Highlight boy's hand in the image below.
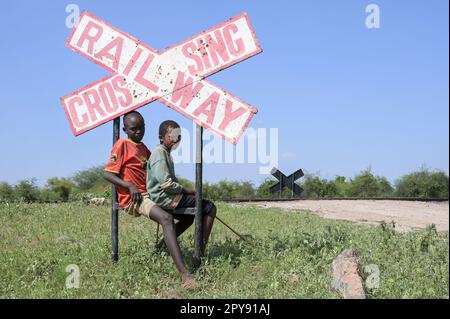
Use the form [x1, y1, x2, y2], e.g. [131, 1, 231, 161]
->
[104, 172, 143, 204]
[128, 184, 143, 204]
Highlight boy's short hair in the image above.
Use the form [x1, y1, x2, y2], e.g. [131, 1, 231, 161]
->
[123, 111, 143, 126]
[159, 120, 180, 137]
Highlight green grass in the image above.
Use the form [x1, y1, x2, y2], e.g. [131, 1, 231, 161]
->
[0, 201, 448, 299]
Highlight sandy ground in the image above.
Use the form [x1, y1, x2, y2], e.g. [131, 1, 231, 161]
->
[244, 200, 449, 232]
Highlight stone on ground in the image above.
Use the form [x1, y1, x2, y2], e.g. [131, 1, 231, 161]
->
[331, 249, 367, 299]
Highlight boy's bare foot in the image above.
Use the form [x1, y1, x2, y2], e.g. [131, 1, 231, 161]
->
[181, 273, 198, 290]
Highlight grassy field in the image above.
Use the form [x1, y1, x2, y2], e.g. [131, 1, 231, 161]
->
[0, 201, 448, 299]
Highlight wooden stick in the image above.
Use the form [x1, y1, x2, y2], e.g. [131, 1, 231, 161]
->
[215, 215, 249, 242]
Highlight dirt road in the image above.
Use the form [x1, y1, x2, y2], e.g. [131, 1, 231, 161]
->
[245, 200, 449, 232]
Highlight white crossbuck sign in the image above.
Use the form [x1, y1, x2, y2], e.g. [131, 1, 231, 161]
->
[61, 12, 262, 144]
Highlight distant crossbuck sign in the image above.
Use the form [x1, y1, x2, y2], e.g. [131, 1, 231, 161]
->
[61, 12, 262, 144]
[270, 167, 304, 195]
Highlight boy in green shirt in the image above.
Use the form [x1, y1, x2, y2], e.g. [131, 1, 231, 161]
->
[147, 120, 217, 255]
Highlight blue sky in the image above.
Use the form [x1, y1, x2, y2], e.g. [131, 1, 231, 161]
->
[0, 0, 448, 186]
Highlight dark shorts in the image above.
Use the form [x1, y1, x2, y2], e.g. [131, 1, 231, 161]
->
[175, 194, 215, 215]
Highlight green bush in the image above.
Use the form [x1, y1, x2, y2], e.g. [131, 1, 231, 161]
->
[300, 175, 338, 199]
[256, 178, 276, 199]
[3, 166, 448, 203]
[15, 179, 40, 203]
[238, 181, 256, 199]
[395, 169, 449, 198]
[203, 180, 256, 200]
[39, 188, 61, 203]
[45, 177, 74, 202]
[346, 169, 394, 198]
[333, 176, 349, 197]
[0, 182, 16, 202]
[72, 166, 106, 190]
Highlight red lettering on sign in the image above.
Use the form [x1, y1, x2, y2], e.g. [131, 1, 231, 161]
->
[123, 47, 143, 76]
[83, 89, 106, 122]
[182, 42, 203, 76]
[223, 23, 245, 56]
[182, 25, 246, 76]
[94, 36, 124, 71]
[171, 71, 204, 109]
[134, 53, 159, 93]
[76, 21, 103, 55]
[67, 96, 88, 128]
[206, 30, 230, 67]
[111, 76, 132, 108]
[196, 38, 212, 70]
[219, 99, 246, 131]
[193, 92, 219, 124]
[98, 82, 119, 113]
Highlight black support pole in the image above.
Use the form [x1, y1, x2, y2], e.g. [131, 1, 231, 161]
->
[291, 177, 294, 198]
[111, 117, 120, 262]
[193, 124, 203, 267]
[279, 174, 283, 198]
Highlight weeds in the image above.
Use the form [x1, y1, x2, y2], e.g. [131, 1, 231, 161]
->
[0, 202, 448, 298]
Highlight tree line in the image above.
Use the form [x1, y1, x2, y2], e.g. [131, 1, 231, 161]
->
[0, 166, 448, 203]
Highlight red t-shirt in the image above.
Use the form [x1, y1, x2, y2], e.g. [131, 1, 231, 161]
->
[104, 138, 151, 208]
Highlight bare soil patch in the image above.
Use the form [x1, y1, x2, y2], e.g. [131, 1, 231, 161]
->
[245, 200, 449, 232]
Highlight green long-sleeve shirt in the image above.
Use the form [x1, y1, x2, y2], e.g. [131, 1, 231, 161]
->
[146, 144, 183, 210]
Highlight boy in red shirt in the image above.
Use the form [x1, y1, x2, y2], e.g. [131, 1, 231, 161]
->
[103, 111, 197, 289]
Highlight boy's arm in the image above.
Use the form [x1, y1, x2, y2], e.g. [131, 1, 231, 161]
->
[103, 171, 142, 204]
[104, 140, 143, 204]
[151, 159, 191, 195]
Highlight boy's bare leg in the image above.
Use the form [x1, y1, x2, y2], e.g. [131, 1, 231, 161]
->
[155, 215, 194, 250]
[148, 206, 194, 284]
[155, 204, 216, 255]
[175, 215, 195, 237]
[202, 204, 216, 249]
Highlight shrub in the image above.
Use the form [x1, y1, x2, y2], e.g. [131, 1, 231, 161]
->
[395, 169, 449, 198]
[45, 177, 74, 202]
[72, 166, 106, 190]
[39, 188, 61, 203]
[15, 179, 40, 203]
[346, 169, 394, 198]
[333, 176, 349, 197]
[203, 180, 256, 200]
[238, 181, 256, 199]
[256, 178, 277, 199]
[0, 182, 16, 202]
[300, 175, 338, 199]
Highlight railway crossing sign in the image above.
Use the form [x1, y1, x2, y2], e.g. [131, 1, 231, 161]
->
[61, 12, 262, 144]
[270, 167, 304, 196]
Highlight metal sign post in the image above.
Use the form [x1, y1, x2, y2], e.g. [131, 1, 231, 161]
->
[193, 125, 203, 266]
[111, 117, 120, 262]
